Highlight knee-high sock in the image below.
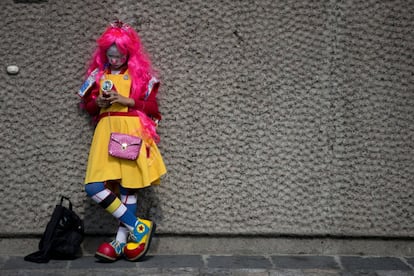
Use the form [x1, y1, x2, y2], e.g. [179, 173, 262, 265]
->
[119, 185, 137, 216]
[116, 186, 137, 243]
[85, 182, 137, 230]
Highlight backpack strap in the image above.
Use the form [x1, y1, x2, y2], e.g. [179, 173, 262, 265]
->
[60, 196, 73, 210]
[24, 200, 65, 263]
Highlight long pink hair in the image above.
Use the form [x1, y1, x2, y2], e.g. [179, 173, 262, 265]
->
[86, 21, 153, 99]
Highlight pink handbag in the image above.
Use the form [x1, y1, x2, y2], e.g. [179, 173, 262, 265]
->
[108, 132, 142, 160]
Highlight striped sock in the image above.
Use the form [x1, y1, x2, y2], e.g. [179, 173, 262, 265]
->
[85, 182, 137, 230]
[116, 188, 138, 243]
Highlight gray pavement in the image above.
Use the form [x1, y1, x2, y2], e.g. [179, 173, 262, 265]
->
[1, 254, 414, 275]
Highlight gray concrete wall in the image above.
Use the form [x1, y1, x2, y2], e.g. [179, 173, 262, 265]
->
[0, 0, 413, 238]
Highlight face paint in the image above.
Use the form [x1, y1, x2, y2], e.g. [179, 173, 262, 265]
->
[106, 44, 128, 69]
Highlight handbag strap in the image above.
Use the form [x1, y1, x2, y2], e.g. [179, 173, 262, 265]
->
[107, 111, 140, 137]
[108, 111, 112, 133]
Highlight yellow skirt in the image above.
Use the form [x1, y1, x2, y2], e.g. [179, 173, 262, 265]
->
[84, 115, 167, 189]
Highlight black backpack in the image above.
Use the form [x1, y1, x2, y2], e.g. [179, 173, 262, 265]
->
[24, 196, 84, 263]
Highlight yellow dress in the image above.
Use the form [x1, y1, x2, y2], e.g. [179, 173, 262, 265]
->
[84, 70, 167, 189]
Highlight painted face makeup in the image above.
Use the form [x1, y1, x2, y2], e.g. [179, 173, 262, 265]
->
[106, 44, 128, 69]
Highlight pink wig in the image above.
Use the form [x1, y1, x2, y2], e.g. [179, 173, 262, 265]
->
[87, 21, 154, 99]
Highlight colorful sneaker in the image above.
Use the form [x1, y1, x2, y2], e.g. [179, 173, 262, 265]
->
[123, 218, 156, 261]
[95, 240, 126, 262]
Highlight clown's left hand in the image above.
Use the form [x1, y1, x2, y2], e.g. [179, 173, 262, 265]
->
[106, 91, 135, 107]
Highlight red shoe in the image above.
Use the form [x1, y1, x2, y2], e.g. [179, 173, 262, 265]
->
[95, 240, 126, 262]
[123, 218, 156, 261]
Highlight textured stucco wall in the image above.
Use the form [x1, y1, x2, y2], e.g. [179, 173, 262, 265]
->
[0, 0, 413, 238]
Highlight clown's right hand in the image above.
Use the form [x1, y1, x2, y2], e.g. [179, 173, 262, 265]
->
[96, 94, 111, 108]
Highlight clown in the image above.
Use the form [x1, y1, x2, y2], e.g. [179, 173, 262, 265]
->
[79, 20, 166, 262]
